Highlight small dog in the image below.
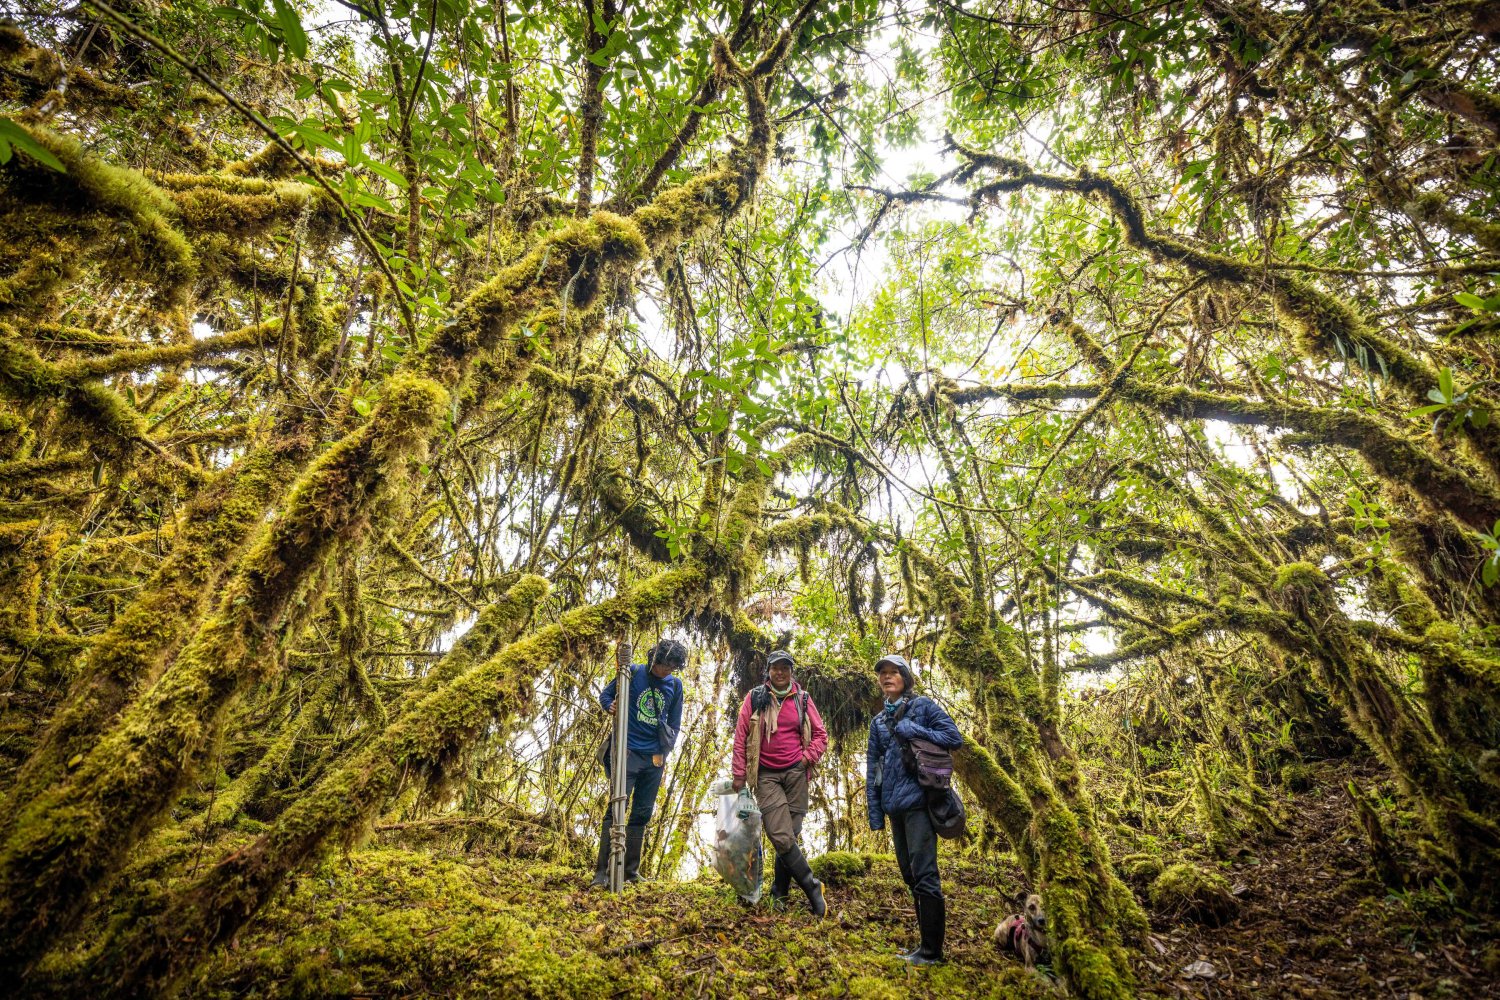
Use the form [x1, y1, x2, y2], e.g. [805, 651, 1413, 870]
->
[995, 891, 1049, 967]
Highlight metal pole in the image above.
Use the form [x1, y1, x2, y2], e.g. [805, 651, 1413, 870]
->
[607, 639, 632, 893]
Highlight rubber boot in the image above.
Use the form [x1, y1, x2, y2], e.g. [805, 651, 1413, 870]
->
[900, 894, 924, 958]
[782, 845, 826, 918]
[623, 824, 647, 883]
[589, 819, 610, 889]
[904, 892, 945, 965]
[769, 851, 792, 908]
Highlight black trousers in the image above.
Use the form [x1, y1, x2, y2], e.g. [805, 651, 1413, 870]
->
[889, 806, 942, 897]
[603, 749, 666, 826]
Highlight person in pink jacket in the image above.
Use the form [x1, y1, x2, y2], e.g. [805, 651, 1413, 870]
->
[731, 649, 830, 915]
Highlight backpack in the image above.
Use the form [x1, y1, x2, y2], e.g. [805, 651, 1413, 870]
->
[745, 684, 811, 786]
[750, 685, 809, 731]
[883, 701, 967, 840]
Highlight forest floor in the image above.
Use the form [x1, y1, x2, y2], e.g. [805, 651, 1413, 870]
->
[185, 759, 1500, 999]
[1130, 759, 1500, 1000]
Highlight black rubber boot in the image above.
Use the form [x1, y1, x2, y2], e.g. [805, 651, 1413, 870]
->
[905, 892, 945, 965]
[901, 894, 924, 958]
[782, 845, 826, 918]
[769, 851, 791, 908]
[623, 824, 647, 883]
[589, 819, 610, 889]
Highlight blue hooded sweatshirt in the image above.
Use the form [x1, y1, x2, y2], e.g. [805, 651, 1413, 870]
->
[865, 695, 962, 829]
[599, 663, 683, 756]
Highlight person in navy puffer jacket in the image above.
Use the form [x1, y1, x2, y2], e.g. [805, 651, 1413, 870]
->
[866, 653, 962, 965]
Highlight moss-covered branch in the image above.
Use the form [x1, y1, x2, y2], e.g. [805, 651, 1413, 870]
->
[104, 565, 705, 996]
[55, 321, 280, 380]
[948, 377, 1500, 532]
[0, 37, 788, 970]
[0, 375, 448, 972]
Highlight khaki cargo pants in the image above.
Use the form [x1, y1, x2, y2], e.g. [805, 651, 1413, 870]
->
[756, 764, 808, 854]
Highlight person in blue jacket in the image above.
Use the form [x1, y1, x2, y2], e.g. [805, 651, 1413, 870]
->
[866, 653, 962, 965]
[590, 639, 687, 887]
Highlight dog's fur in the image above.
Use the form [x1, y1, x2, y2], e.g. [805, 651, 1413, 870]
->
[994, 891, 1049, 967]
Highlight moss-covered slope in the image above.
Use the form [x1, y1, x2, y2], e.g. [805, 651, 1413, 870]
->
[181, 849, 1052, 1000]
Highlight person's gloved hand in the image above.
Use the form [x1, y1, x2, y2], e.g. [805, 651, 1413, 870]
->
[894, 718, 921, 740]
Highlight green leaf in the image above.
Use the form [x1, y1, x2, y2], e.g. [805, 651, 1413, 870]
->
[365, 159, 410, 188]
[0, 117, 66, 172]
[351, 396, 372, 417]
[294, 123, 342, 151]
[274, 0, 309, 59]
[1455, 292, 1487, 311]
[349, 189, 396, 213]
[1438, 367, 1455, 400]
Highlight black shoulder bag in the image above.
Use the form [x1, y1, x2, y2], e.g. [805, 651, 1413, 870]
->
[883, 701, 968, 840]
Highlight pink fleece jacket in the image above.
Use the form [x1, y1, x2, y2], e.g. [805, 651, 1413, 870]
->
[732, 683, 829, 780]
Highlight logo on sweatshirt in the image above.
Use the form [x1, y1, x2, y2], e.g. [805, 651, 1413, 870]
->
[636, 687, 666, 725]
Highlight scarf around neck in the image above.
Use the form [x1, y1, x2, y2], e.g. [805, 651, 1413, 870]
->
[761, 682, 795, 740]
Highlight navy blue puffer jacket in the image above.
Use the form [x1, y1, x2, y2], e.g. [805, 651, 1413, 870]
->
[865, 696, 963, 830]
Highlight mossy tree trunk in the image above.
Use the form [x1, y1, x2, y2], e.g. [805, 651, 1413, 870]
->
[940, 606, 1146, 1000]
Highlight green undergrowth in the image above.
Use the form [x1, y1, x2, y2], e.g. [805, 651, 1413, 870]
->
[186, 847, 1056, 999]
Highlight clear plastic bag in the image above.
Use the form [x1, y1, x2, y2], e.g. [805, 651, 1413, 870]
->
[710, 781, 763, 903]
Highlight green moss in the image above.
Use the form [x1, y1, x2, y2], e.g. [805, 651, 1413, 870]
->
[848, 977, 906, 1000]
[57, 321, 278, 381]
[0, 519, 61, 635]
[1117, 853, 1163, 886]
[0, 376, 451, 971]
[809, 850, 871, 886]
[52, 442, 292, 707]
[1274, 562, 1328, 591]
[1478, 941, 1500, 978]
[1409, 192, 1500, 254]
[224, 141, 306, 179]
[149, 172, 334, 239]
[1280, 763, 1314, 793]
[764, 513, 835, 554]
[184, 852, 633, 999]
[96, 565, 706, 993]
[952, 736, 1035, 871]
[940, 608, 1144, 998]
[0, 329, 162, 463]
[1148, 863, 1238, 925]
[1, 124, 196, 308]
[90, 849, 1054, 1000]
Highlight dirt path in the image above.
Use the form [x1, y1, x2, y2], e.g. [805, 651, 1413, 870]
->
[1132, 760, 1500, 999]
